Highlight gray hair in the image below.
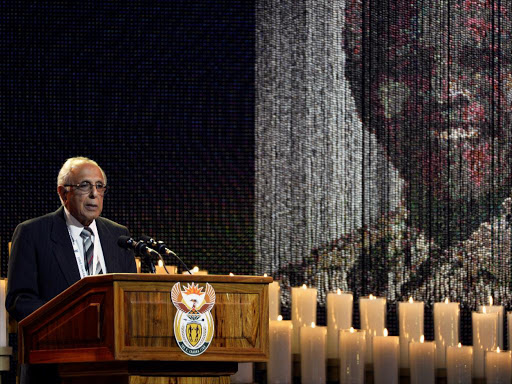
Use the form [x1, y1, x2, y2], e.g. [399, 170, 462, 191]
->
[57, 157, 107, 187]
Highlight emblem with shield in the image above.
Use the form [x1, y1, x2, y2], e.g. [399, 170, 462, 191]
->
[171, 282, 216, 356]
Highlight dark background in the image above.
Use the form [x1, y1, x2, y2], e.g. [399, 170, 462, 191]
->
[0, 1, 255, 280]
[0, 2, 255, 381]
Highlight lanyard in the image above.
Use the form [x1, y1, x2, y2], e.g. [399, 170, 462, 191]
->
[67, 227, 90, 279]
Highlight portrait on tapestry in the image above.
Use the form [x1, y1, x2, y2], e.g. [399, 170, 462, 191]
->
[256, 0, 512, 329]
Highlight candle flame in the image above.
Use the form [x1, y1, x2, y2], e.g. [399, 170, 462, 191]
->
[158, 260, 163, 267]
[229, 272, 234, 276]
[337, 288, 342, 295]
[192, 266, 200, 273]
[311, 322, 316, 328]
[302, 284, 307, 289]
[444, 298, 449, 304]
[489, 296, 493, 306]
[277, 315, 283, 321]
[420, 335, 425, 343]
[384, 328, 388, 337]
[497, 347, 501, 353]
[458, 343, 462, 348]
[350, 327, 355, 333]
[369, 294, 375, 300]
[409, 297, 414, 303]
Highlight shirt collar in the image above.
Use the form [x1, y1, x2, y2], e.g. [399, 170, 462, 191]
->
[63, 206, 98, 239]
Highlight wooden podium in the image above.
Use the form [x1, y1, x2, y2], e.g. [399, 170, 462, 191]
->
[18, 273, 271, 384]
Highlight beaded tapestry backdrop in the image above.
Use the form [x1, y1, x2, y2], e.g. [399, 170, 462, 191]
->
[0, 2, 254, 278]
[256, 0, 512, 340]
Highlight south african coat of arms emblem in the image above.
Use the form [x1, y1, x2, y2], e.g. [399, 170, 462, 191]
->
[171, 282, 216, 356]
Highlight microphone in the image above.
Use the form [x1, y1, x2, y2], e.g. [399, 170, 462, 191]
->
[118, 235, 157, 274]
[140, 235, 192, 274]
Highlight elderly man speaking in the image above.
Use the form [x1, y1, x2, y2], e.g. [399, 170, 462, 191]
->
[6, 157, 136, 321]
[6, 157, 137, 384]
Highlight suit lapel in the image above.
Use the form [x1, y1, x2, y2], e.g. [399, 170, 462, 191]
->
[96, 218, 117, 273]
[50, 207, 81, 286]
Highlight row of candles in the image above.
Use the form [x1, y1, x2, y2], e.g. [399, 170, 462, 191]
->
[268, 282, 512, 383]
[134, 258, 208, 275]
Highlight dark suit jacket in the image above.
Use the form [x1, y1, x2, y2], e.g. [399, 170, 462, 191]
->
[6, 206, 136, 322]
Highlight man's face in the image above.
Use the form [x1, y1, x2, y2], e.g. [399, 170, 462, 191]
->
[348, 0, 512, 202]
[58, 163, 105, 226]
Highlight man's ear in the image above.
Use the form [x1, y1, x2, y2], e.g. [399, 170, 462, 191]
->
[57, 185, 68, 204]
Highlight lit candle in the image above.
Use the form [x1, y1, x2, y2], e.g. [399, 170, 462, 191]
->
[155, 259, 165, 274]
[339, 327, 365, 384]
[409, 335, 435, 384]
[433, 298, 459, 368]
[268, 316, 292, 384]
[300, 323, 327, 384]
[398, 297, 424, 368]
[446, 343, 473, 384]
[0, 279, 6, 347]
[479, 296, 504, 349]
[291, 284, 317, 353]
[327, 289, 353, 358]
[359, 294, 386, 363]
[485, 347, 512, 383]
[154, 260, 177, 274]
[373, 329, 399, 384]
[472, 308, 498, 378]
[182, 266, 208, 275]
[269, 281, 281, 321]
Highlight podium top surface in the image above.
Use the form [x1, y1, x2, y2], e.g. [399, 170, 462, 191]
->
[71, 272, 273, 284]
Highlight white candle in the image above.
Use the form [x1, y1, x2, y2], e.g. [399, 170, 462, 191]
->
[508, 312, 512, 352]
[472, 309, 498, 378]
[269, 281, 281, 321]
[433, 298, 459, 368]
[154, 260, 177, 274]
[359, 295, 386, 363]
[0, 279, 6, 347]
[300, 323, 326, 384]
[485, 348, 512, 383]
[409, 336, 435, 384]
[446, 344, 473, 384]
[479, 296, 504, 349]
[292, 285, 317, 354]
[268, 316, 292, 384]
[373, 329, 399, 384]
[182, 266, 208, 275]
[339, 328, 365, 384]
[398, 297, 424, 368]
[231, 363, 254, 384]
[327, 289, 353, 358]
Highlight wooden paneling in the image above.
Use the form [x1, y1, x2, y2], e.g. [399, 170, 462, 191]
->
[116, 279, 269, 361]
[19, 274, 270, 380]
[20, 283, 116, 364]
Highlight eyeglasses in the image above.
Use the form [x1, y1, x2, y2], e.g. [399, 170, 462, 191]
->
[64, 181, 109, 195]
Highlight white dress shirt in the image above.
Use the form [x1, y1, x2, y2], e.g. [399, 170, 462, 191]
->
[63, 206, 107, 277]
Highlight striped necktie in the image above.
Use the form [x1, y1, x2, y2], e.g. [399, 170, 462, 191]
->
[80, 227, 95, 275]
